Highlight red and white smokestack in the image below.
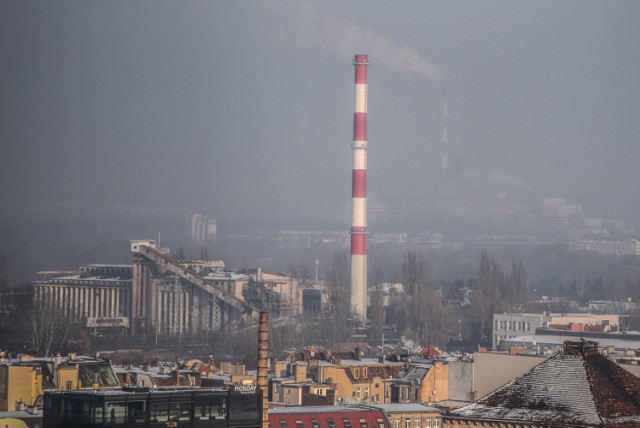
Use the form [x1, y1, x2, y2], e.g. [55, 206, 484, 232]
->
[351, 54, 369, 320]
[440, 91, 449, 182]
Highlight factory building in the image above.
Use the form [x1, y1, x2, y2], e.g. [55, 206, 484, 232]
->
[32, 241, 304, 337]
[188, 213, 217, 243]
[33, 264, 132, 331]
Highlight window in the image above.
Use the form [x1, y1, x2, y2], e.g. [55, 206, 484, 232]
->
[377, 418, 385, 428]
[194, 395, 225, 421]
[355, 387, 361, 399]
[280, 421, 289, 428]
[327, 418, 336, 428]
[127, 401, 147, 424]
[150, 402, 169, 423]
[414, 418, 420, 428]
[362, 367, 368, 378]
[425, 417, 431, 428]
[364, 387, 370, 399]
[354, 368, 359, 379]
[170, 400, 192, 422]
[343, 418, 353, 428]
[433, 418, 440, 428]
[393, 419, 400, 428]
[312, 419, 321, 428]
[359, 418, 368, 428]
[296, 419, 304, 428]
[405, 419, 411, 428]
[105, 402, 126, 424]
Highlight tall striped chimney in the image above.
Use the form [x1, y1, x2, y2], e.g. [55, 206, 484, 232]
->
[351, 54, 369, 320]
[440, 90, 449, 183]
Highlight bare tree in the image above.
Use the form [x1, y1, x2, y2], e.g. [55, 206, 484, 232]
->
[324, 251, 353, 345]
[467, 251, 527, 348]
[20, 308, 79, 356]
[369, 267, 385, 349]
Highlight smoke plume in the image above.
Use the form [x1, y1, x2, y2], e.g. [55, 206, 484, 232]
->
[263, 1, 443, 82]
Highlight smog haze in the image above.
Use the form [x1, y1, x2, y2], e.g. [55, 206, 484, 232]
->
[2, 0, 639, 222]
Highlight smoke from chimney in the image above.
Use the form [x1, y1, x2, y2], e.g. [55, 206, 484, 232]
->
[262, 1, 443, 82]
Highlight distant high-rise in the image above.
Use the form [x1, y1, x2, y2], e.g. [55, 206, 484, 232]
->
[188, 213, 217, 244]
[350, 54, 369, 320]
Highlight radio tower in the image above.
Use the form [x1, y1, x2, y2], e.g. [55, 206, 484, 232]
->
[350, 54, 369, 321]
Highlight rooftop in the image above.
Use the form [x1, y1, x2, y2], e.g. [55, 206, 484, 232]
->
[452, 340, 640, 426]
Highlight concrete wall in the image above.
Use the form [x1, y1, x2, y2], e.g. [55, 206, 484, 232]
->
[474, 352, 546, 399]
[448, 361, 474, 402]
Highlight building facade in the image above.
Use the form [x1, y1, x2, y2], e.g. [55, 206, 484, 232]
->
[44, 386, 261, 428]
[33, 264, 132, 331]
[492, 313, 620, 350]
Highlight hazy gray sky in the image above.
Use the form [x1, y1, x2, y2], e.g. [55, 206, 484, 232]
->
[2, 1, 639, 220]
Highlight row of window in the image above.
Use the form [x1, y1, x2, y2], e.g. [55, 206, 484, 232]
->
[391, 418, 440, 428]
[351, 368, 368, 379]
[494, 320, 531, 332]
[279, 417, 385, 428]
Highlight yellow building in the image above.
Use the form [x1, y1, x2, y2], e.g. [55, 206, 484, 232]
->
[391, 361, 449, 404]
[0, 365, 43, 411]
[0, 354, 119, 412]
[369, 403, 442, 428]
[308, 357, 404, 404]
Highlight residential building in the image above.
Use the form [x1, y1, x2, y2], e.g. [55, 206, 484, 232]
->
[390, 361, 448, 404]
[444, 340, 640, 427]
[1, 354, 118, 411]
[268, 405, 390, 428]
[307, 357, 405, 405]
[367, 403, 441, 428]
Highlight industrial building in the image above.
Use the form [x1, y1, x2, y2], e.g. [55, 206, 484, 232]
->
[33, 264, 133, 330]
[32, 240, 302, 337]
[188, 213, 217, 244]
[491, 312, 620, 350]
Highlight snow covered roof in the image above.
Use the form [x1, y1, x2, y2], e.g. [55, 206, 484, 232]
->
[451, 340, 640, 426]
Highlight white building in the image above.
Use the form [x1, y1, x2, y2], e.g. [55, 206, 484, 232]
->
[492, 313, 620, 350]
[571, 239, 640, 256]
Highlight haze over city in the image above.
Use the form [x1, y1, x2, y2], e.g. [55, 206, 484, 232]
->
[1, 0, 639, 223]
[4, 5, 640, 426]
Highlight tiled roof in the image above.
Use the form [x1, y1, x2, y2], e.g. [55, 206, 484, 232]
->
[452, 340, 640, 427]
[396, 366, 430, 384]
